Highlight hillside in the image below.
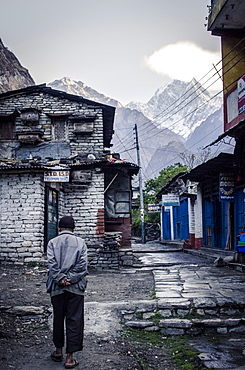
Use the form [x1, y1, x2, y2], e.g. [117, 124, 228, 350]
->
[0, 39, 35, 93]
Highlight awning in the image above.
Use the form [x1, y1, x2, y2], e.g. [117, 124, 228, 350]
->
[181, 153, 234, 182]
[204, 118, 245, 148]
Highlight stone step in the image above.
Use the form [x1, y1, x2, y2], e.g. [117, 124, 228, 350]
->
[124, 316, 245, 336]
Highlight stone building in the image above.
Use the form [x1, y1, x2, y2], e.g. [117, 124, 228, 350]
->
[0, 84, 138, 268]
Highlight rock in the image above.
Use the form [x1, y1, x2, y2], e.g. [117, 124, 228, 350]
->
[125, 320, 154, 329]
[214, 256, 225, 267]
[159, 318, 192, 328]
[6, 306, 44, 316]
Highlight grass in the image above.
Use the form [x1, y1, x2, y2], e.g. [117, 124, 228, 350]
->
[151, 289, 157, 299]
[166, 336, 206, 370]
[123, 327, 164, 345]
[149, 311, 162, 324]
[123, 328, 207, 370]
[136, 311, 144, 319]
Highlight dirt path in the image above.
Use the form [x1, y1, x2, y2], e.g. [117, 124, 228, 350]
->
[0, 263, 179, 370]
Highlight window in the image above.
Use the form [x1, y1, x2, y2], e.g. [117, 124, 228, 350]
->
[52, 117, 68, 141]
[115, 191, 131, 214]
[0, 115, 14, 139]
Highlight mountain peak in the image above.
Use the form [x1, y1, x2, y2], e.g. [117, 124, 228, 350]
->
[127, 78, 222, 139]
[48, 77, 122, 108]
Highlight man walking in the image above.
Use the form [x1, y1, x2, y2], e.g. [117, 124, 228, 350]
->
[46, 215, 88, 369]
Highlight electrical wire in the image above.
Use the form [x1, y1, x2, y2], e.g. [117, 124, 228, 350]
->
[138, 53, 245, 144]
[116, 39, 245, 147]
[112, 39, 245, 180]
[112, 133, 135, 163]
[142, 65, 245, 178]
[144, 122, 223, 179]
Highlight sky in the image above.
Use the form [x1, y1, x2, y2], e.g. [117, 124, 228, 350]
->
[0, 0, 221, 105]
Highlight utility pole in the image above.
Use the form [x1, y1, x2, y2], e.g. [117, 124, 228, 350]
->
[134, 124, 145, 243]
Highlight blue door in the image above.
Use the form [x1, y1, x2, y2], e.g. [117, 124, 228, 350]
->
[234, 189, 245, 244]
[180, 197, 189, 240]
[203, 198, 212, 247]
[172, 197, 189, 240]
[162, 208, 171, 240]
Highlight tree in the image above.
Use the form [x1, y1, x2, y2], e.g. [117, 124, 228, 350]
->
[132, 163, 188, 233]
[144, 162, 188, 204]
[179, 148, 212, 169]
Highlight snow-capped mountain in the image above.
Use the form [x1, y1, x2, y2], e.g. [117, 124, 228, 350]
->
[49, 77, 122, 108]
[0, 36, 226, 180]
[127, 79, 222, 139]
[47, 77, 224, 179]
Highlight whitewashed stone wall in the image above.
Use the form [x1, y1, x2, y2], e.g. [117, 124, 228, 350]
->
[0, 92, 104, 157]
[61, 172, 105, 247]
[0, 173, 45, 262]
[0, 90, 128, 268]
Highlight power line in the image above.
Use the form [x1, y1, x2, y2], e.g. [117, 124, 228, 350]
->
[116, 39, 245, 147]
[112, 40, 245, 180]
[138, 53, 245, 144]
[143, 68, 244, 177]
[112, 133, 135, 163]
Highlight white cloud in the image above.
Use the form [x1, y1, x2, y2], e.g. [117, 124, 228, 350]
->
[144, 41, 222, 91]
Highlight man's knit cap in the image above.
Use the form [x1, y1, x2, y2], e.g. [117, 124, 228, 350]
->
[59, 216, 75, 229]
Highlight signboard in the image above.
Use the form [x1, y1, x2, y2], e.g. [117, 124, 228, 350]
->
[219, 172, 234, 202]
[44, 170, 70, 182]
[147, 204, 161, 213]
[162, 194, 180, 207]
[238, 74, 245, 115]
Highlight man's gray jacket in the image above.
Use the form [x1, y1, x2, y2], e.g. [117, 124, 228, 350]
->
[46, 230, 88, 296]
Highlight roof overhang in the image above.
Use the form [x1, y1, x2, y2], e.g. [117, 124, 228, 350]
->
[181, 153, 234, 182]
[156, 172, 187, 199]
[208, 0, 245, 36]
[204, 118, 245, 148]
[0, 84, 115, 148]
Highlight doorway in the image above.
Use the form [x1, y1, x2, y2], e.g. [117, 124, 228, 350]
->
[44, 187, 58, 252]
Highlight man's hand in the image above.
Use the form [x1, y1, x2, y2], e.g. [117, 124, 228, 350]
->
[61, 279, 71, 286]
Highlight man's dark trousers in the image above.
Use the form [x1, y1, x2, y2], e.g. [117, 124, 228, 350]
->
[51, 291, 84, 353]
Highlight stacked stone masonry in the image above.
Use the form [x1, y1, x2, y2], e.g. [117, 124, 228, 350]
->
[0, 93, 104, 157]
[0, 173, 44, 263]
[121, 299, 245, 336]
[0, 89, 135, 268]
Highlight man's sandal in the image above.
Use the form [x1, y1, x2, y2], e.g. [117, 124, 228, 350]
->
[64, 359, 79, 369]
[51, 351, 63, 362]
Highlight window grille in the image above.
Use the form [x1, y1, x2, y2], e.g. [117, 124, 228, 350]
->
[53, 118, 68, 140]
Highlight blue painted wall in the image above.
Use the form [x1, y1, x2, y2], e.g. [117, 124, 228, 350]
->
[162, 208, 171, 239]
[202, 189, 245, 250]
[161, 197, 189, 240]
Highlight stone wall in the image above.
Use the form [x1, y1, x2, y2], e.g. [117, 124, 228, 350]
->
[0, 90, 134, 268]
[0, 171, 134, 269]
[61, 172, 105, 247]
[0, 172, 44, 263]
[0, 92, 104, 158]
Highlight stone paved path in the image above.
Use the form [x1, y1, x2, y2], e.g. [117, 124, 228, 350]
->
[133, 242, 245, 369]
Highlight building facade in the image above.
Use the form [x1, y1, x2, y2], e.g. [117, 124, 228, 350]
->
[0, 85, 138, 267]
